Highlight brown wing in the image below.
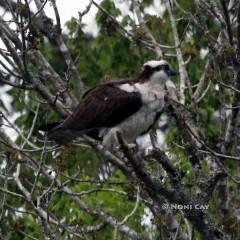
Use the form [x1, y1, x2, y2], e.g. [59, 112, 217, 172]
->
[61, 85, 142, 130]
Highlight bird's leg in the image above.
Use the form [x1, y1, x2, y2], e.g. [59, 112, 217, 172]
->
[134, 142, 146, 167]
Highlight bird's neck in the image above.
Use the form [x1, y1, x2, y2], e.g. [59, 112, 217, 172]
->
[149, 72, 168, 85]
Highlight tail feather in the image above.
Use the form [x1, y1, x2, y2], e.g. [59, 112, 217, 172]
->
[38, 122, 62, 131]
[38, 122, 80, 145]
[48, 128, 82, 145]
[38, 123, 100, 145]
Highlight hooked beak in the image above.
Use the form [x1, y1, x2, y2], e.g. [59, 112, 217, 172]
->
[166, 67, 177, 77]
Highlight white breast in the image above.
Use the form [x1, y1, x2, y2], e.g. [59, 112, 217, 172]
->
[117, 81, 165, 106]
[102, 107, 157, 148]
[102, 80, 167, 148]
[135, 82, 165, 108]
[103, 82, 165, 148]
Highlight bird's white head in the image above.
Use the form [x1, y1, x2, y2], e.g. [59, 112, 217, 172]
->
[141, 60, 176, 84]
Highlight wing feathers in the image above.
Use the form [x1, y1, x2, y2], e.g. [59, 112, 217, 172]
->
[62, 85, 142, 130]
[39, 84, 142, 145]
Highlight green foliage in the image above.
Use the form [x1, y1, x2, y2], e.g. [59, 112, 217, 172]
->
[1, 0, 239, 239]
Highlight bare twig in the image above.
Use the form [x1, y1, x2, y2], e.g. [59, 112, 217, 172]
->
[166, 0, 191, 104]
[132, 0, 163, 58]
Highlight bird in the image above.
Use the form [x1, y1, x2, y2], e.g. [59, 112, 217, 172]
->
[38, 60, 176, 148]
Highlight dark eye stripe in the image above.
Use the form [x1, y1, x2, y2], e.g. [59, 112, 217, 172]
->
[154, 65, 169, 71]
[164, 64, 170, 71]
[145, 64, 170, 72]
[155, 66, 161, 71]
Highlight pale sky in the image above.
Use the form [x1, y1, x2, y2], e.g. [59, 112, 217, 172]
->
[43, 0, 163, 34]
[44, 0, 100, 34]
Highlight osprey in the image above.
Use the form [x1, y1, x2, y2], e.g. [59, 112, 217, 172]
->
[39, 60, 176, 148]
